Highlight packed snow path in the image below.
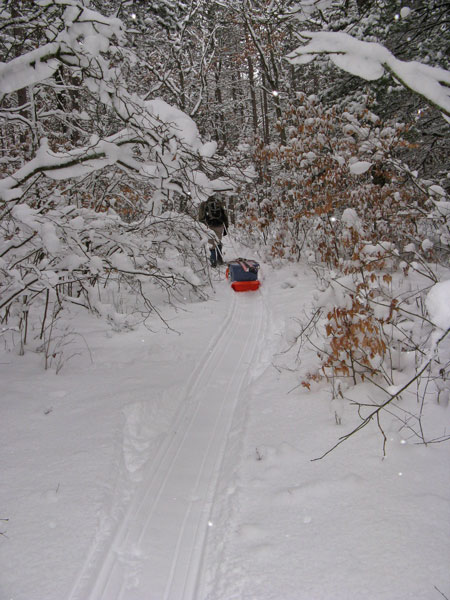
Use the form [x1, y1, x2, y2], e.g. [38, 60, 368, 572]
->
[71, 289, 265, 599]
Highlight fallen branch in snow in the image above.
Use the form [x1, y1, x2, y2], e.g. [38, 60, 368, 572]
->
[434, 585, 450, 600]
[277, 308, 321, 357]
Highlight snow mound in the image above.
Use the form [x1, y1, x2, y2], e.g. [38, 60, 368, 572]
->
[426, 280, 450, 330]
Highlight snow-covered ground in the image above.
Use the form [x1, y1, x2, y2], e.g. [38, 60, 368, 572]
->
[1, 246, 449, 600]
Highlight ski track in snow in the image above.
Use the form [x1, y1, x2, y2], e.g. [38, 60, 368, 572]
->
[69, 286, 265, 600]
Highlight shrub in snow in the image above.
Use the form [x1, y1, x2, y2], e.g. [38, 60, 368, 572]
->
[300, 225, 449, 455]
[241, 93, 450, 451]
[238, 94, 437, 268]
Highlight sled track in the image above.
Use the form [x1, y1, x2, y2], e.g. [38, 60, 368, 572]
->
[69, 289, 265, 600]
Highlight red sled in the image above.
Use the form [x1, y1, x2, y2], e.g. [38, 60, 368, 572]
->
[231, 279, 260, 292]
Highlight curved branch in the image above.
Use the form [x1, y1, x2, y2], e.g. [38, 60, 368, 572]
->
[286, 31, 450, 119]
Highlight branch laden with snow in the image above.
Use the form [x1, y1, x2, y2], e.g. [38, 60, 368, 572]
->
[0, 2, 219, 204]
[286, 31, 450, 120]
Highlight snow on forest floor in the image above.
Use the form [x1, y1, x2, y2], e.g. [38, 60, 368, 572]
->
[0, 248, 449, 600]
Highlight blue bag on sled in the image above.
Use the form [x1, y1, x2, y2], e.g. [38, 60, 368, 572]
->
[226, 259, 260, 292]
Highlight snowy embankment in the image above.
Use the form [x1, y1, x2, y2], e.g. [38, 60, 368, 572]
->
[1, 253, 449, 600]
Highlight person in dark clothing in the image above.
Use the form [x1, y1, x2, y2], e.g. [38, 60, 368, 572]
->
[198, 195, 229, 267]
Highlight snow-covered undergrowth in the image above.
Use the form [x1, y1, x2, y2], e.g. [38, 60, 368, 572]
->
[236, 99, 450, 456]
[1, 203, 211, 364]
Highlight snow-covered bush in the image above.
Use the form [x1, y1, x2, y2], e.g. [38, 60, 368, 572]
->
[238, 93, 449, 452]
[239, 94, 432, 263]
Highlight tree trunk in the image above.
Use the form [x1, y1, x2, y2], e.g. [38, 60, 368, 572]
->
[245, 31, 259, 136]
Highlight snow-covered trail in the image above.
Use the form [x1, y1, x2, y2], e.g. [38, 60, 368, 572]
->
[70, 286, 266, 599]
[2, 261, 449, 600]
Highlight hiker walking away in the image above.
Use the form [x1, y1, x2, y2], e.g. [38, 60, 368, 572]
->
[198, 195, 229, 267]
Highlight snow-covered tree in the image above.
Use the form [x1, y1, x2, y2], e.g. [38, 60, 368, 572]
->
[0, 0, 225, 357]
[285, 1, 450, 180]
